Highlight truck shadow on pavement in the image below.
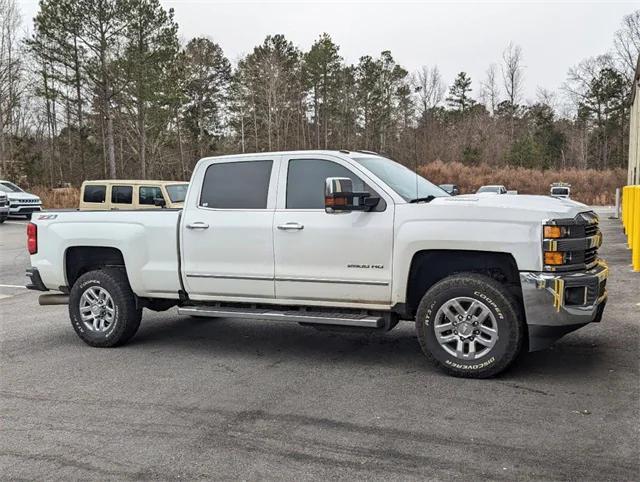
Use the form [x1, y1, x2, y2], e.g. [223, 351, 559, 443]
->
[125, 312, 606, 380]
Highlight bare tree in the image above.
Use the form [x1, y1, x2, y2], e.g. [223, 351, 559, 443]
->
[480, 63, 500, 114]
[412, 65, 444, 119]
[535, 87, 556, 109]
[501, 42, 524, 108]
[613, 10, 640, 81]
[0, 0, 22, 176]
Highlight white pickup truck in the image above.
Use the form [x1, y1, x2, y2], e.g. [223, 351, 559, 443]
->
[26, 150, 608, 378]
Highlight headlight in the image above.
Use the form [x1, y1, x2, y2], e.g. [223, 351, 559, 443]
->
[542, 214, 601, 271]
[544, 251, 571, 265]
[543, 225, 571, 238]
[543, 224, 571, 268]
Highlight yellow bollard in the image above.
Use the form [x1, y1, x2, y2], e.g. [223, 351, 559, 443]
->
[628, 186, 636, 249]
[634, 186, 640, 272]
[622, 185, 630, 234]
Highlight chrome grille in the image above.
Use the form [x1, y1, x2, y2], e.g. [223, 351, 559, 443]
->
[584, 224, 598, 237]
[584, 246, 598, 266]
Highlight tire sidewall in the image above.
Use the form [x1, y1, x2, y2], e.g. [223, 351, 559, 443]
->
[69, 274, 124, 346]
[417, 278, 519, 376]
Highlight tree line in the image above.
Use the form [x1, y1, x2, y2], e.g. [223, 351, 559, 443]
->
[0, 0, 638, 185]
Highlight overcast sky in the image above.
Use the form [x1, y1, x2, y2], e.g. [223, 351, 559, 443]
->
[16, 0, 638, 103]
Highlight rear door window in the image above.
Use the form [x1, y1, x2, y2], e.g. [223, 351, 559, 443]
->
[200, 160, 273, 209]
[111, 185, 133, 204]
[139, 186, 164, 205]
[83, 185, 106, 203]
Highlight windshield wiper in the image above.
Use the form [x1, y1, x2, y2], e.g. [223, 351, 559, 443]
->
[408, 195, 436, 203]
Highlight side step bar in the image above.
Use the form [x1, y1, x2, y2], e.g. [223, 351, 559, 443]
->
[178, 306, 384, 328]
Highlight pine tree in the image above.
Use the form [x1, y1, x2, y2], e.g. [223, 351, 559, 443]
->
[446, 72, 474, 112]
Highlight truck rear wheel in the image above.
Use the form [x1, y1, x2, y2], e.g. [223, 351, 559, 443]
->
[415, 273, 524, 378]
[69, 269, 142, 347]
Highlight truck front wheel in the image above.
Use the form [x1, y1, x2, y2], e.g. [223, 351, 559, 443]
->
[415, 273, 524, 378]
[69, 269, 142, 347]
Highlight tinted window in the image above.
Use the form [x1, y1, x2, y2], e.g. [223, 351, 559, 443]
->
[111, 185, 133, 204]
[83, 185, 106, 203]
[200, 160, 272, 209]
[139, 186, 164, 205]
[166, 184, 189, 203]
[287, 159, 373, 209]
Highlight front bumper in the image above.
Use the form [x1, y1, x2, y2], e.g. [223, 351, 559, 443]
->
[9, 204, 42, 215]
[0, 205, 8, 216]
[520, 260, 608, 351]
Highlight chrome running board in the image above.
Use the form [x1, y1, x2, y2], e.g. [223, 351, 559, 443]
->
[178, 305, 384, 328]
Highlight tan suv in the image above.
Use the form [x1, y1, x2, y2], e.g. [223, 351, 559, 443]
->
[79, 180, 189, 211]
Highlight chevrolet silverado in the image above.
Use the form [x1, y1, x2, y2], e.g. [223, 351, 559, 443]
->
[26, 150, 608, 377]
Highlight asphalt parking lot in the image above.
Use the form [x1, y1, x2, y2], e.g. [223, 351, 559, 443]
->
[1, 211, 639, 480]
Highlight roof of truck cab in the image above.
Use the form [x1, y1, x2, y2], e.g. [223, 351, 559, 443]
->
[81, 180, 188, 185]
[199, 150, 384, 162]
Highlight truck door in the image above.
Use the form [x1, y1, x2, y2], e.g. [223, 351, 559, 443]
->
[181, 156, 279, 300]
[273, 154, 394, 304]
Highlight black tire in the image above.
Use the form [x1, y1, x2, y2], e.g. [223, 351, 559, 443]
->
[69, 268, 142, 347]
[25, 213, 32, 220]
[0, 215, 6, 224]
[415, 273, 524, 378]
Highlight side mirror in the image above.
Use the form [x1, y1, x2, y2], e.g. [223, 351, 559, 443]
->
[325, 177, 379, 213]
[154, 197, 166, 208]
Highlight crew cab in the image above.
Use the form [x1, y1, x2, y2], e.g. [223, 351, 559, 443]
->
[26, 150, 608, 378]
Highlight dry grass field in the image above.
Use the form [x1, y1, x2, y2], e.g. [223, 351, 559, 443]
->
[421, 161, 625, 205]
[31, 187, 80, 210]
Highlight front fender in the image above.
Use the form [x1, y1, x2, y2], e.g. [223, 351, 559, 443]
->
[391, 218, 540, 304]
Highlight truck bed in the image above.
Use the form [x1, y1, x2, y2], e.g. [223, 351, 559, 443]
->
[30, 210, 182, 298]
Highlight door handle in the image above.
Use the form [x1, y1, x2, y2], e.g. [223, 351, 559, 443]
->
[277, 222, 304, 231]
[186, 222, 210, 230]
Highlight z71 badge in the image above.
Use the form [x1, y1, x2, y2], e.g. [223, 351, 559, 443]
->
[347, 264, 384, 269]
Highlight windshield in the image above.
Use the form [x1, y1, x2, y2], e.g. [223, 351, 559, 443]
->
[165, 183, 189, 203]
[353, 157, 448, 201]
[477, 186, 500, 193]
[552, 188, 569, 195]
[0, 181, 23, 193]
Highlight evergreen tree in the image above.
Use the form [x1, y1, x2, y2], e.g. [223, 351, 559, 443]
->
[182, 38, 231, 158]
[303, 33, 342, 149]
[120, 0, 179, 178]
[446, 72, 474, 112]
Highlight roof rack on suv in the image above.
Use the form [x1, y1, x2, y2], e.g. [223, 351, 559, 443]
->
[355, 150, 380, 156]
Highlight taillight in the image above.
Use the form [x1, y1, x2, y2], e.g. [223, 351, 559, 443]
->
[27, 222, 37, 255]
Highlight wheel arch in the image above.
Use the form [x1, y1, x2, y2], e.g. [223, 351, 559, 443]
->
[404, 250, 524, 319]
[64, 246, 128, 288]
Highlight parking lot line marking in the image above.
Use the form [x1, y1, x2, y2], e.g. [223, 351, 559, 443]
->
[0, 284, 26, 289]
